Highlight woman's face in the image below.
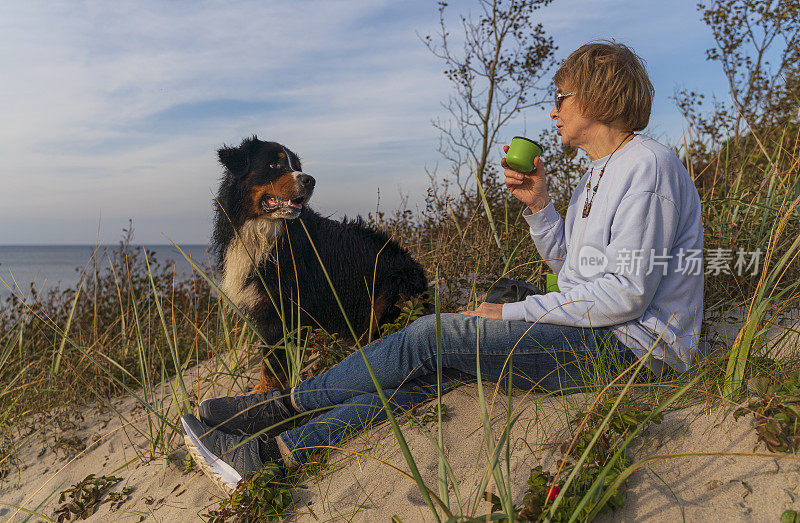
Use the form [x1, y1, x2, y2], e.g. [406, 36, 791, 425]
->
[550, 85, 595, 150]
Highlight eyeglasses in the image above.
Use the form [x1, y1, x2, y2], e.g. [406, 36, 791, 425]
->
[555, 92, 575, 111]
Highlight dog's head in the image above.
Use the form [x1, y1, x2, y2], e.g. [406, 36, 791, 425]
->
[217, 136, 315, 221]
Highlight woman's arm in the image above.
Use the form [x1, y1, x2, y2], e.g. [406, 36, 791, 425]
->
[501, 191, 680, 326]
[522, 201, 567, 275]
[503, 153, 566, 274]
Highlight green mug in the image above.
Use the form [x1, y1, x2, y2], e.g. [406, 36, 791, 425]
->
[505, 136, 543, 173]
[545, 273, 560, 293]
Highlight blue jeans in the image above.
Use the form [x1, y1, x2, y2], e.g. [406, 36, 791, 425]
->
[276, 313, 636, 465]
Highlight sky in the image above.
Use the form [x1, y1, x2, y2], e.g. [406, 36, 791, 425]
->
[0, 0, 730, 245]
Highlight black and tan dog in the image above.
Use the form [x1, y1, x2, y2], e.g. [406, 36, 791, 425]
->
[212, 136, 427, 392]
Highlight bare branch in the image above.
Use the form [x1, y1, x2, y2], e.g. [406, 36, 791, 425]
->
[422, 0, 557, 204]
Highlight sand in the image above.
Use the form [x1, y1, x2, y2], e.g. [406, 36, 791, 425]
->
[2, 318, 799, 522]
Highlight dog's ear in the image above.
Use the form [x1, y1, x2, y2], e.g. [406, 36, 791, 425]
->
[218, 145, 249, 178]
[218, 136, 261, 178]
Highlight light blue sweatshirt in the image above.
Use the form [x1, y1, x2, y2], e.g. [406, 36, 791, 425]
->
[502, 135, 704, 372]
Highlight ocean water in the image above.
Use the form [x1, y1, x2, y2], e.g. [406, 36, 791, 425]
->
[0, 244, 212, 300]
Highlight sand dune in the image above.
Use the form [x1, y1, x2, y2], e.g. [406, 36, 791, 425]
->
[2, 321, 799, 521]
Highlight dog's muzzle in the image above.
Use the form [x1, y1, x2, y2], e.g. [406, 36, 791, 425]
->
[293, 171, 315, 203]
[296, 172, 315, 193]
[260, 172, 315, 215]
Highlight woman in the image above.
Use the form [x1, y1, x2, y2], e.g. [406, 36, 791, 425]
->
[181, 41, 704, 491]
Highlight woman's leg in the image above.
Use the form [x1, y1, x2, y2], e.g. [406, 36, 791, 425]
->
[291, 313, 631, 413]
[278, 368, 467, 465]
[186, 313, 635, 475]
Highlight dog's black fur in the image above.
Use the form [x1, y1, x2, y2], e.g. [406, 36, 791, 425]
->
[211, 136, 427, 387]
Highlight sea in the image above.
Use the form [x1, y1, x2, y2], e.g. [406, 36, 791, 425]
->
[0, 244, 213, 301]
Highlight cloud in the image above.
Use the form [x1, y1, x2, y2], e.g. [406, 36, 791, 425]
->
[0, 1, 449, 243]
[0, 0, 728, 244]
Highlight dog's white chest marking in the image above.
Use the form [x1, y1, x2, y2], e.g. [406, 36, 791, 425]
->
[220, 218, 284, 311]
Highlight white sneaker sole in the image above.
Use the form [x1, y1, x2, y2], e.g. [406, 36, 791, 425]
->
[181, 416, 242, 494]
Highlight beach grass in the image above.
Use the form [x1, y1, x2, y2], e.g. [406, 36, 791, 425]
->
[0, 121, 799, 521]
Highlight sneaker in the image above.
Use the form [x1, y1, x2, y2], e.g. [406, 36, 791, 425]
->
[181, 414, 269, 493]
[198, 389, 292, 435]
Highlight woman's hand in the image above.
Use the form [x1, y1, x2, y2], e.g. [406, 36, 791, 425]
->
[502, 146, 551, 213]
[459, 302, 503, 320]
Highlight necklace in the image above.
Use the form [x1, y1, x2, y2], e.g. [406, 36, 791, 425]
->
[582, 132, 635, 218]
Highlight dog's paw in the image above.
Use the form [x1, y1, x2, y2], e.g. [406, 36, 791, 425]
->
[251, 376, 284, 394]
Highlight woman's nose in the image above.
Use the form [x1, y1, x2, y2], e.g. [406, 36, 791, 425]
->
[550, 106, 558, 119]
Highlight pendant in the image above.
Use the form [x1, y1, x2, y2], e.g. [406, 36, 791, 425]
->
[582, 201, 591, 218]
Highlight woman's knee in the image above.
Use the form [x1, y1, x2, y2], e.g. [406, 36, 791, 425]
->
[392, 314, 442, 370]
[403, 314, 439, 337]
[406, 312, 474, 335]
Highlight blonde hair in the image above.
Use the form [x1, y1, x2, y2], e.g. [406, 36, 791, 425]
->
[553, 41, 654, 131]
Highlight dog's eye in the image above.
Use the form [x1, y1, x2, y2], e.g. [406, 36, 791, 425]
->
[269, 163, 280, 169]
